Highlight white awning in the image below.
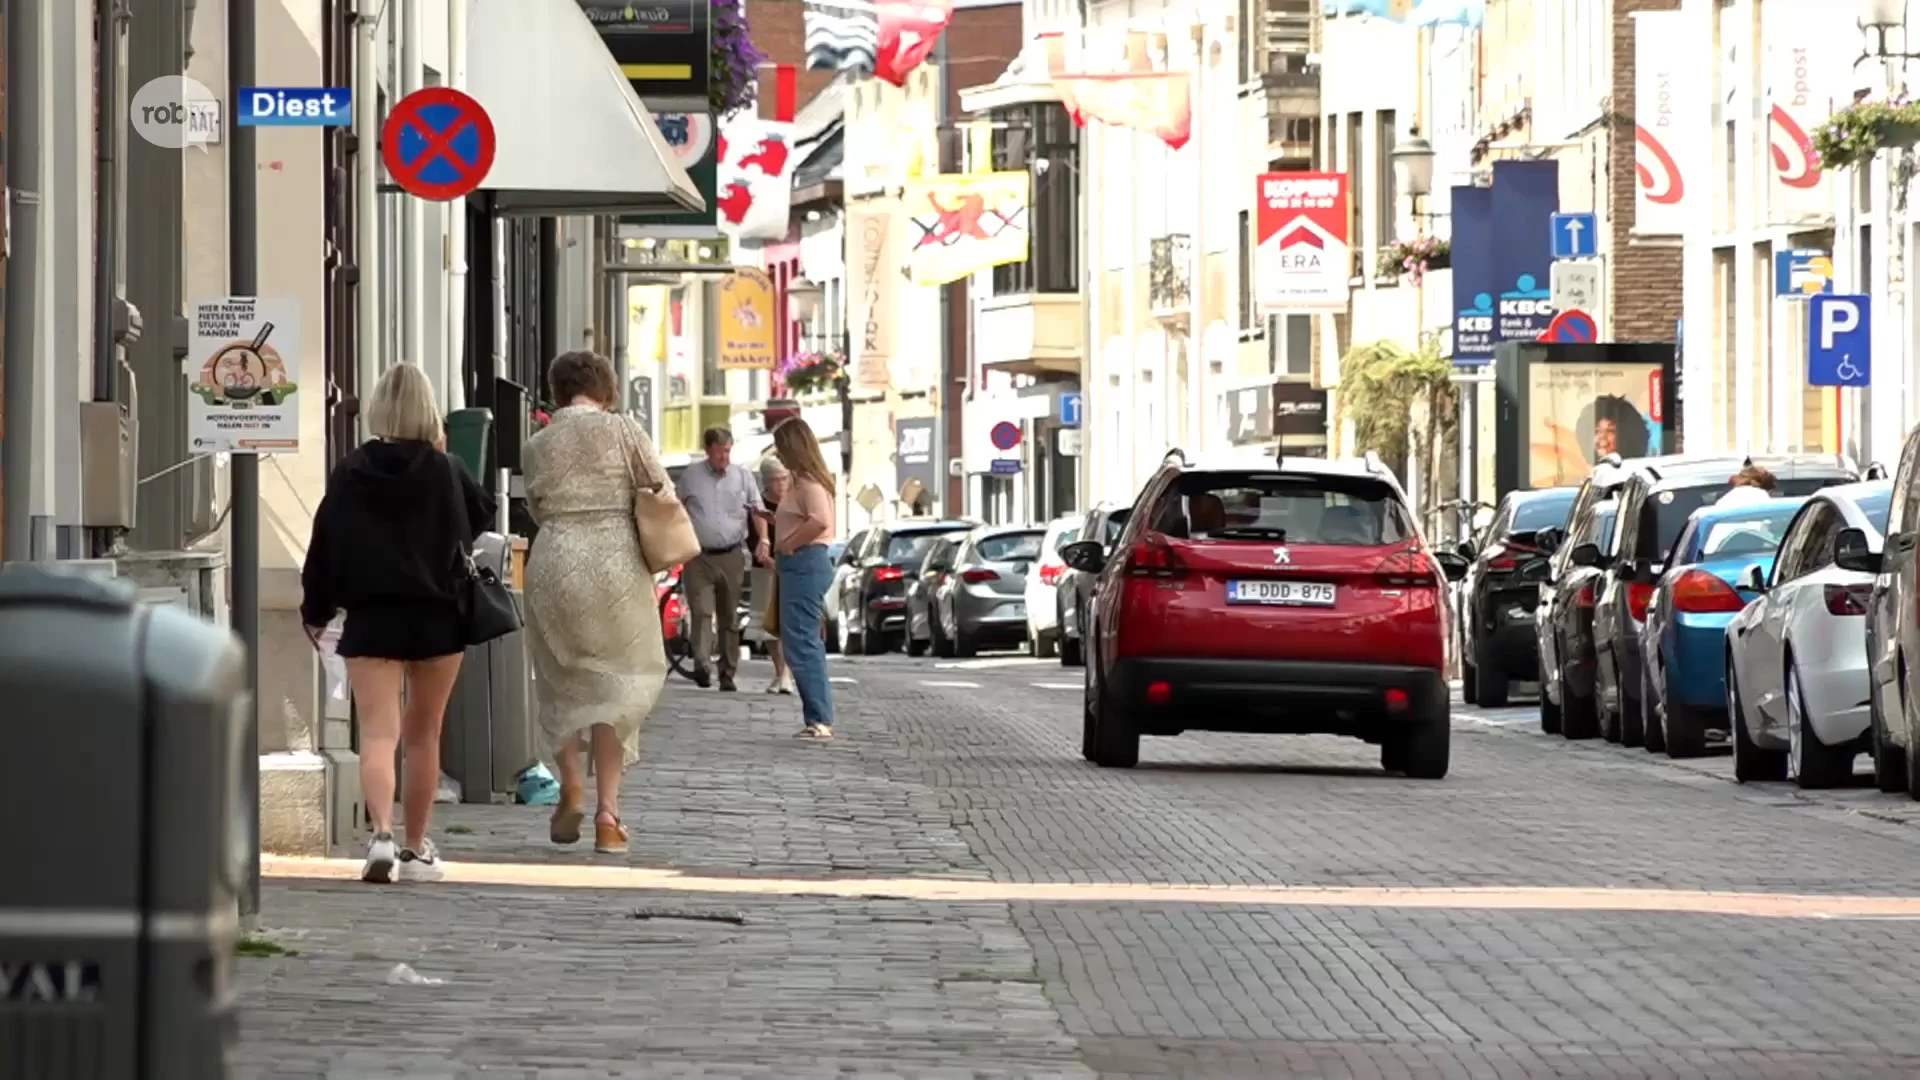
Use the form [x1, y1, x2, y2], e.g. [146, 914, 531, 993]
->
[466, 0, 703, 216]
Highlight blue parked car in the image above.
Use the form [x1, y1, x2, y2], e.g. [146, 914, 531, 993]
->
[1640, 496, 1806, 759]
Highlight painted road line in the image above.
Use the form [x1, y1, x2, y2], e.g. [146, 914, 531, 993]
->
[829, 676, 857, 685]
[934, 656, 1052, 670]
[1032, 682, 1080, 690]
[920, 680, 983, 689]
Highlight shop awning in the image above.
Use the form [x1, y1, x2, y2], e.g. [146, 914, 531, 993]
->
[466, 0, 703, 216]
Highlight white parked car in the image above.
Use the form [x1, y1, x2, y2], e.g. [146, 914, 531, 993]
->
[1025, 513, 1083, 658]
[1725, 480, 1892, 788]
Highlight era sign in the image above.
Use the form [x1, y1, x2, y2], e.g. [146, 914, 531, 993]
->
[1254, 172, 1350, 312]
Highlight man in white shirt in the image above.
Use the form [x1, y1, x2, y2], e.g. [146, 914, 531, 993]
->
[675, 427, 769, 691]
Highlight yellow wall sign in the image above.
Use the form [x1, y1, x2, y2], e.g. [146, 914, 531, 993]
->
[717, 268, 777, 370]
[900, 172, 1031, 287]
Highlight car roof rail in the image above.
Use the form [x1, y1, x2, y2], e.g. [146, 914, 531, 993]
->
[1163, 447, 1188, 466]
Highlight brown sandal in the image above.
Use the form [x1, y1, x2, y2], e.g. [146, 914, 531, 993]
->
[550, 785, 585, 845]
[594, 815, 629, 855]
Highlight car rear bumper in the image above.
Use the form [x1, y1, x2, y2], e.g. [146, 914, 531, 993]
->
[1108, 658, 1448, 740]
[1666, 621, 1732, 709]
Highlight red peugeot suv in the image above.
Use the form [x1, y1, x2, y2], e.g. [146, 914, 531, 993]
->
[1058, 450, 1469, 777]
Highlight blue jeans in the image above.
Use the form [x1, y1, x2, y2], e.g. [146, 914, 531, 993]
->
[777, 545, 836, 727]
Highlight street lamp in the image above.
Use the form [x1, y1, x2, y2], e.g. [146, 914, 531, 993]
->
[1391, 131, 1435, 200]
[784, 276, 854, 478]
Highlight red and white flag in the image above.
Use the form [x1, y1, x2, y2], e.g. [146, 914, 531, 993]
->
[715, 116, 797, 243]
[875, 0, 953, 86]
[1039, 30, 1191, 150]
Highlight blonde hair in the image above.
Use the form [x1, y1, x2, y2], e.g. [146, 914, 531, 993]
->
[771, 417, 835, 495]
[365, 363, 443, 444]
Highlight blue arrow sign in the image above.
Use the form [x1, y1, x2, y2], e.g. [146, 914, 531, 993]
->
[1550, 212, 1597, 259]
[1808, 294, 1871, 388]
[1060, 392, 1083, 427]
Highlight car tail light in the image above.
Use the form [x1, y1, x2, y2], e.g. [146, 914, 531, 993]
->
[1575, 581, 1597, 608]
[1385, 688, 1410, 711]
[1374, 548, 1438, 587]
[1671, 569, 1747, 614]
[1626, 582, 1656, 623]
[1145, 680, 1172, 705]
[1485, 542, 1538, 571]
[961, 568, 999, 584]
[1125, 535, 1187, 578]
[1825, 582, 1872, 616]
[1039, 562, 1064, 586]
[874, 566, 904, 583]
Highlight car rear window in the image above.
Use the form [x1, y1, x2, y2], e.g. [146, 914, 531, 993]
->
[1700, 505, 1800, 557]
[978, 532, 1044, 562]
[1653, 477, 1849, 560]
[888, 531, 964, 565]
[1102, 509, 1131, 544]
[1152, 472, 1413, 545]
[1049, 524, 1081, 551]
[1512, 491, 1575, 532]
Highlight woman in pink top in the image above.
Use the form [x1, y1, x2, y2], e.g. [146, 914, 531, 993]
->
[770, 418, 840, 737]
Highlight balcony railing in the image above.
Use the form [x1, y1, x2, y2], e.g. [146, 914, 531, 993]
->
[1149, 234, 1192, 322]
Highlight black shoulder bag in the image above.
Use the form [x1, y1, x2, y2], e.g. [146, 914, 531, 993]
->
[446, 457, 522, 645]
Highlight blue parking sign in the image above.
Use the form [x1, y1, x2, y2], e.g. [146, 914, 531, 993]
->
[1808, 294, 1870, 388]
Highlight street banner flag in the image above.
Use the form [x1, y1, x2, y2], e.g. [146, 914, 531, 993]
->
[901, 172, 1031, 286]
[715, 116, 796, 242]
[1254, 172, 1350, 312]
[876, 1, 954, 86]
[1039, 30, 1192, 150]
[803, 0, 877, 73]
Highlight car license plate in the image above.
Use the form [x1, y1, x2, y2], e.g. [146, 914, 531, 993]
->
[1227, 580, 1336, 607]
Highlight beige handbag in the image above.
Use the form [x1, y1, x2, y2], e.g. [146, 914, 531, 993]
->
[618, 417, 701, 570]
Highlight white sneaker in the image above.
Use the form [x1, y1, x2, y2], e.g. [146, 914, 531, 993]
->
[764, 676, 783, 694]
[398, 838, 445, 883]
[778, 674, 795, 695]
[361, 832, 398, 884]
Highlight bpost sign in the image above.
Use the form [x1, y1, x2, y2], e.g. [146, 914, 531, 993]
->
[1254, 172, 1350, 312]
[578, 1, 712, 114]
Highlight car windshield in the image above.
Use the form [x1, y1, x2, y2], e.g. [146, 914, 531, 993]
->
[1856, 490, 1893, 532]
[1700, 505, 1800, 558]
[888, 531, 965, 566]
[1512, 491, 1576, 532]
[1655, 477, 1849, 561]
[1049, 524, 1082, 551]
[1153, 472, 1413, 545]
[1102, 508, 1131, 545]
[1586, 504, 1618, 551]
[978, 531, 1044, 562]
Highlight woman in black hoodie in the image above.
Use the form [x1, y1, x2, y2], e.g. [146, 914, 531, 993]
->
[301, 363, 494, 884]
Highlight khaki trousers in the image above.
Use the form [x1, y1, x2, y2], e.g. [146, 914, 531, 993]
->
[683, 547, 748, 678]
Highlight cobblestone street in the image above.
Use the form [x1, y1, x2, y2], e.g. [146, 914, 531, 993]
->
[233, 654, 1920, 1078]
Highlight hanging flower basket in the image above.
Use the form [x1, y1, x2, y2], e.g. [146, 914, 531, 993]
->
[1810, 98, 1920, 171]
[777, 351, 845, 399]
[1377, 237, 1452, 284]
[710, 0, 765, 118]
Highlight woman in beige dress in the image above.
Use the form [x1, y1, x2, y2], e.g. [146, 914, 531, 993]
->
[520, 350, 669, 855]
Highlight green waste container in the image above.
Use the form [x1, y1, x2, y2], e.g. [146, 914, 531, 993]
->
[445, 408, 494, 481]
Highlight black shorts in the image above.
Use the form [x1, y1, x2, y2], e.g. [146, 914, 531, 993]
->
[337, 603, 466, 661]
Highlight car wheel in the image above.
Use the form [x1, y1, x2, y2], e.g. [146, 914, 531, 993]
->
[822, 612, 840, 654]
[1090, 664, 1140, 769]
[930, 610, 954, 658]
[1059, 599, 1085, 667]
[1461, 654, 1479, 705]
[840, 612, 863, 656]
[1903, 664, 1920, 801]
[952, 619, 978, 659]
[1597, 652, 1623, 744]
[1560, 639, 1600, 740]
[1538, 682, 1562, 735]
[906, 633, 928, 658]
[1872, 665, 1908, 793]
[1730, 659, 1786, 783]
[1642, 663, 1667, 755]
[1080, 661, 1099, 762]
[858, 616, 888, 656]
[1387, 694, 1451, 780]
[1787, 658, 1852, 790]
[1475, 641, 1510, 709]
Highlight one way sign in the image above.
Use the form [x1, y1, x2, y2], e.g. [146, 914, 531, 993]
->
[1551, 213, 1597, 259]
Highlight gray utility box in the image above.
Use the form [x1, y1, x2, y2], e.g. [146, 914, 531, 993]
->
[0, 567, 247, 1080]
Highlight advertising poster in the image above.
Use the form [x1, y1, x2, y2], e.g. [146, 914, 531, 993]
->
[901, 171, 1031, 286]
[186, 296, 301, 453]
[1254, 172, 1350, 312]
[716, 268, 776, 370]
[1633, 8, 1699, 237]
[1449, 184, 1495, 364]
[1527, 362, 1666, 485]
[1492, 159, 1559, 344]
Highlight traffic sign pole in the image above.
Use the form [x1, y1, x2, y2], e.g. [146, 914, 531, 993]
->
[230, 0, 263, 925]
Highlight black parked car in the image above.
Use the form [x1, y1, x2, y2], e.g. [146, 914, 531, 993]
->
[1523, 500, 1620, 739]
[831, 519, 974, 654]
[1055, 502, 1131, 667]
[1458, 486, 1578, 707]
[1589, 454, 1860, 747]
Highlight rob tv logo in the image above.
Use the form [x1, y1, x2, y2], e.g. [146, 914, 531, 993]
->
[237, 87, 353, 126]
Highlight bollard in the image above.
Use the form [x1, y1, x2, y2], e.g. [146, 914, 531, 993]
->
[0, 567, 246, 1080]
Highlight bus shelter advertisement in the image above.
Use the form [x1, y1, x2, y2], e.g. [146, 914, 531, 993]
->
[1527, 362, 1665, 486]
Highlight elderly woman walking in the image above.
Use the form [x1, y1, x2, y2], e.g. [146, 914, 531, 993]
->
[520, 350, 672, 854]
[771, 418, 840, 738]
[753, 454, 797, 695]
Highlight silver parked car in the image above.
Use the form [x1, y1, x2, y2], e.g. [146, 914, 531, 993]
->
[926, 525, 1046, 658]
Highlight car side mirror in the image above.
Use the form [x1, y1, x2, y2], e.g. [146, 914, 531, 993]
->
[1454, 540, 1477, 560]
[1835, 527, 1883, 574]
[1739, 563, 1769, 593]
[1434, 551, 1469, 582]
[1534, 527, 1565, 553]
[1516, 557, 1551, 583]
[1059, 539, 1107, 574]
[1568, 542, 1601, 568]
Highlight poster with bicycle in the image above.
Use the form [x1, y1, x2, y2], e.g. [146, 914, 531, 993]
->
[186, 296, 302, 453]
